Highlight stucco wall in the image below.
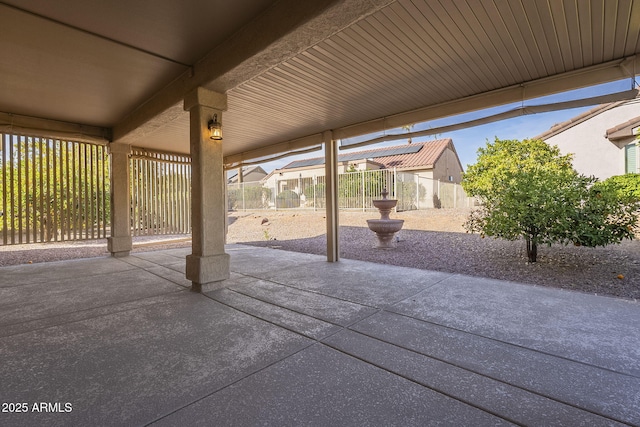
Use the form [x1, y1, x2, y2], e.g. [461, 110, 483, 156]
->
[544, 102, 639, 180]
[431, 148, 463, 184]
[242, 170, 268, 182]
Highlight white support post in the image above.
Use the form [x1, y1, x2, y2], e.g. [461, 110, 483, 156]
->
[324, 132, 339, 262]
[361, 170, 365, 212]
[393, 167, 397, 213]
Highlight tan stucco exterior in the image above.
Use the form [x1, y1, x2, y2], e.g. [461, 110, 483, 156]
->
[541, 100, 640, 180]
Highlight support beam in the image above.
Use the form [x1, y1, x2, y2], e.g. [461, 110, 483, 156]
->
[324, 131, 339, 262]
[184, 88, 229, 292]
[113, 0, 394, 144]
[221, 56, 640, 166]
[107, 143, 132, 257]
[0, 112, 110, 144]
[333, 56, 640, 141]
[224, 133, 324, 167]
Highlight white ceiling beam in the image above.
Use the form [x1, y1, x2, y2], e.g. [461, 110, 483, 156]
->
[112, 0, 395, 144]
[224, 133, 324, 165]
[0, 112, 110, 144]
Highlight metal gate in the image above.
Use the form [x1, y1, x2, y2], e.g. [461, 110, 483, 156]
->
[1, 133, 110, 245]
[129, 148, 191, 236]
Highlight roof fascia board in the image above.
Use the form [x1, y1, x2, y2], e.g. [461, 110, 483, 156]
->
[538, 103, 623, 140]
[607, 119, 640, 140]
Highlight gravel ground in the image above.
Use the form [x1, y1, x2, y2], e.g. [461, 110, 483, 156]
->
[2, 209, 639, 301]
[0, 235, 191, 267]
[230, 209, 640, 302]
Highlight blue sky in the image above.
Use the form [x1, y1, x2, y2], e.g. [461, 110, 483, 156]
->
[258, 78, 634, 173]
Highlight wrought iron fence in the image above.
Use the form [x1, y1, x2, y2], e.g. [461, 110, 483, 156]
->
[1, 133, 110, 245]
[338, 169, 393, 210]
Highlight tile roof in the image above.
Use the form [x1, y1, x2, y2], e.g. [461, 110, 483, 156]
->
[227, 165, 266, 182]
[279, 139, 457, 171]
[372, 139, 454, 169]
[535, 100, 629, 140]
[606, 115, 640, 141]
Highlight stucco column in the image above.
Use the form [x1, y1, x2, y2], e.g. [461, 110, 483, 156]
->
[107, 143, 132, 257]
[324, 131, 339, 262]
[184, 87, 229, 292]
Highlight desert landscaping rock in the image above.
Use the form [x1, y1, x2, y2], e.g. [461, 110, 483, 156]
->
[1, 209, 638, 301]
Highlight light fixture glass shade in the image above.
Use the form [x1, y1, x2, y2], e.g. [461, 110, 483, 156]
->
[208, 114, 223, 140]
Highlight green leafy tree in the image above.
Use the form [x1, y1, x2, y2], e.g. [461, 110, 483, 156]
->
[228, 185, 272, 210]
[463, 138, 639, 262]
[276, 189, 300, 208]
[1, 137, 109, 242]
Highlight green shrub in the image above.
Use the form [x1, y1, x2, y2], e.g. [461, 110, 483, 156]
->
[463, 138, 640, 262]
[597, 173, 640, 202]
[276, 190, 300, 208]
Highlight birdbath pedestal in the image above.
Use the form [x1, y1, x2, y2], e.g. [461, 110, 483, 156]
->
[366, 189, 404, 248]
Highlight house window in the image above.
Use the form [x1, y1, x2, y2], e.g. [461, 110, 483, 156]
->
[625, 143, 638, 174]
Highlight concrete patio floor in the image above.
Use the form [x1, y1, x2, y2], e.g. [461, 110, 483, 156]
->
[1, 244, 639, 426]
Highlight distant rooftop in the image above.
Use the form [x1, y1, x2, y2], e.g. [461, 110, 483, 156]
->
[280, 139, 457, 171]
[536, 96, 640, 141]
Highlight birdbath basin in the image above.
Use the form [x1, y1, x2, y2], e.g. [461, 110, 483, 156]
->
[366, 188, 404, 248]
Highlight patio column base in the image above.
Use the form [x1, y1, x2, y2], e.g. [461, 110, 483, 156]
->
[187, 253, 230, 292]
[108, 236, 132, 257]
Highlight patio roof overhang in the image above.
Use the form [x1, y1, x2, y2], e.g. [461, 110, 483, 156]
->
[1, 0, 639, 162]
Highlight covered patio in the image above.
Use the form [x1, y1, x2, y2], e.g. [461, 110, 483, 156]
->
[3, 1, 640, 289]
[1, 245, 639, 425]
[2, 1, 640, 424]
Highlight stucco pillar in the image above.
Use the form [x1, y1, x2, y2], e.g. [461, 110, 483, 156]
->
[107, 143, 132, 257]
[324, 131, 339, 262]
[183, 88, 229, 292]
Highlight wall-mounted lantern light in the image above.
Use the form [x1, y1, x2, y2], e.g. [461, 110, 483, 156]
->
[208, 114, 222, 140]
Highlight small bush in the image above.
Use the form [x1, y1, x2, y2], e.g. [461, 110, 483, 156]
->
[276, 190, 300, 208]
[598, 173, 640, 202]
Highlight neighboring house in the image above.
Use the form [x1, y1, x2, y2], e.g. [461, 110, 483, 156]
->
[263, 139, 462, 184]
[227, 165, 268, 184]
[261, 139, 463, 205]
[536, 98, 640, 180]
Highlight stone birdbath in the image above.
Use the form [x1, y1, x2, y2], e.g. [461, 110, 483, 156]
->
[366, 188, 404, 248]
